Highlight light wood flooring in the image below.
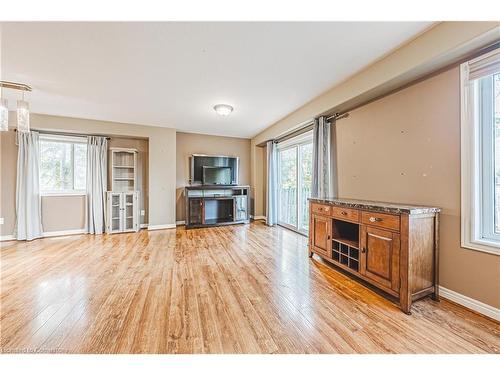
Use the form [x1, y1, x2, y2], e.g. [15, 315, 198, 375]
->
[1, 222, 498, 354]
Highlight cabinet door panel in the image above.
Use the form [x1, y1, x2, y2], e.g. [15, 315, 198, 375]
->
[123, 192, 137, 231]
[189, 198, 203, 225]
[235, 196, 248, 221]
[360, 225, 400, 292]
[310, 214, 331, 258]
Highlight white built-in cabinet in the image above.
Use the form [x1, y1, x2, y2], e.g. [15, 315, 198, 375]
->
[106, 191, 140, 233]
[106, 148, 140, 234]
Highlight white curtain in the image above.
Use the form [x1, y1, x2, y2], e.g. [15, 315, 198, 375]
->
[312, 116, 336, 199]
[266, 140, 278, 226]
[15, 131, 43, 240]
[86, 136, 108, 234]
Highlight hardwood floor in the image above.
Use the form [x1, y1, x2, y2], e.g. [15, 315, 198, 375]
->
[1, 222, 498, 354]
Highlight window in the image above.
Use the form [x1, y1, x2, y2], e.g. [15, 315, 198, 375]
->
[39, 134, 87, 194]
[461, 48, 500, 255]
[277, 131, 313, 234]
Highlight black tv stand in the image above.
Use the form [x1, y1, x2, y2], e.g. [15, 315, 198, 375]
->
[184, 185, 250, 229]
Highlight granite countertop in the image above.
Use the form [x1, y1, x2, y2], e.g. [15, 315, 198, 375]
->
[308, 197, 440, 215]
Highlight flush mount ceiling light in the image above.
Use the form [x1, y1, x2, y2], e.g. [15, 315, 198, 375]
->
[0, 81, 32, 132]
[213, 104, 233, 116]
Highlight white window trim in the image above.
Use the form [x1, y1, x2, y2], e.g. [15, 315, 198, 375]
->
[39, 133, 88, 195]
[40, 133, 87, 144]
[460, 57, 500, 256]
[41, 191, 86, 197]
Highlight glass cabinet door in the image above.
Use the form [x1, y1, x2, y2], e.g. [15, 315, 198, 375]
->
[123, 192, 136, 231]
[110, 192, 122, 232]
[189, 198, 203, 225]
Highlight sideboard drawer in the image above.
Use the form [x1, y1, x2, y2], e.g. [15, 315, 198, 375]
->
[311, 203, 331, 216]
[361, 211, 400, 231]
[330, 206, 359, 222]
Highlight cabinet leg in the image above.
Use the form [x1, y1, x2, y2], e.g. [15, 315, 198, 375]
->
[431, 285, 440, 301]
[400, 294, 412, 315]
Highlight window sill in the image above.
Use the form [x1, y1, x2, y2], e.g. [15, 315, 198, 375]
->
[41, 192, 86, 197]
[461, 238, 500, 256]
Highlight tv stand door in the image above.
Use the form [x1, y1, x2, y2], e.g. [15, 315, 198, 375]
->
[188, 198, 204, 225]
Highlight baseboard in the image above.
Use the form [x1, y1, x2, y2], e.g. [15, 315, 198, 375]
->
[147, 223, 176, 231]
[43, 229, 87, 238]
[439, 286, 500, 322]
[140, 223, 149, 229]
[251, 215, 266, 221]
[0, 234, 16, 242]
[1, 229, 88, 242]
[176, 220, 185, 225]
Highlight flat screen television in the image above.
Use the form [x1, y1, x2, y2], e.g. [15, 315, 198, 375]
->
[202, 166, 232, 185]
[190, 154, 238, 185]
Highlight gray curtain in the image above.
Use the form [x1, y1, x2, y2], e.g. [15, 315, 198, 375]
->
[266, 140, 278, 226]
[312, 116, 336, 199]
[15, 131, 43, 240]
[86, 136, 108, 234]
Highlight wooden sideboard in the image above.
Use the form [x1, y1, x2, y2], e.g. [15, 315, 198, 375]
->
[308, 198, 440, 314]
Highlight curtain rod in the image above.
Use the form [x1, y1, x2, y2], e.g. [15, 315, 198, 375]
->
[273, 111, 349, 144]
[326, 112, 349, 121]
[14, 128, 111, 140]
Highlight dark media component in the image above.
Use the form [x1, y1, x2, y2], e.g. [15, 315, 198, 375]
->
[190, 154, 238, 185]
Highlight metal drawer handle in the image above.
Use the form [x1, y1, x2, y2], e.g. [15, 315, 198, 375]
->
[369, 217, 382, 222]
[341, 211, 347, 215]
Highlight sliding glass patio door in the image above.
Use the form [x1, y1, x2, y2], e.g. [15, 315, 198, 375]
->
[277, 133, 313, 234]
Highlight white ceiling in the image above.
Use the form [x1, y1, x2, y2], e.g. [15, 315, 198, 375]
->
[1, 22, 432, 138]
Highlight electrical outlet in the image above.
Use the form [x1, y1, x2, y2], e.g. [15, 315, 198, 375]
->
[0, 217, 4, 225]
[140, 210, 145, 216]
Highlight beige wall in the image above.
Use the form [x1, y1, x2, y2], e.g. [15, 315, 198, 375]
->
[1, 114, 176, 234]
[336, 67, 499, 308]
[41, 195, 86, 232]
[175, 132, 251, 222]
[0, 130, 16, 236]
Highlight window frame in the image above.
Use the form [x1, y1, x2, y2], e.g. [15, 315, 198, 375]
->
[276, 130, 313, 235]
[460, 50, 500, 256]
[39, 134, 88, 196]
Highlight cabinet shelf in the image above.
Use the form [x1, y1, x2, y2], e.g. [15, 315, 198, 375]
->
[111, 148, 137, 191]
[332, 237, 359, 249]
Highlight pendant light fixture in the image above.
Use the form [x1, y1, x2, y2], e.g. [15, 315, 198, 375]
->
[0, 97, 7, 132]
[17, 92, 30, 133]
[0, 81, 32, 132]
